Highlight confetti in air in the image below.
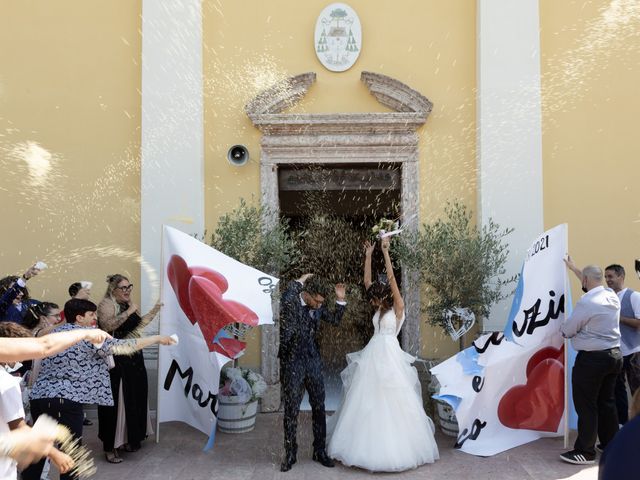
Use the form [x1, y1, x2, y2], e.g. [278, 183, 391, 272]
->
[8, 141, 57, 187]
[32, 414, 96, 478]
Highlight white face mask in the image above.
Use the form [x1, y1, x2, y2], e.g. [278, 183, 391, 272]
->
[3, 362, 23, 374]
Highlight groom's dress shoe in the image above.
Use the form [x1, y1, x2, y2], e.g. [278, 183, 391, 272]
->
[280, 453, 296, 472]
[312, 451, 335, 468]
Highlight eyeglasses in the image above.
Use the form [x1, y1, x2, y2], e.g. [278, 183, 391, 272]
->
[116, 284, 134, 292]
[47, 313, 61, 319]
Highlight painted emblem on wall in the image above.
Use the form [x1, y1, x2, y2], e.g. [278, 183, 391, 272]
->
[314, 3, 362, 72]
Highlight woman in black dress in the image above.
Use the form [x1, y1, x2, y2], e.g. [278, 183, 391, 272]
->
[97, 274, 161, 463]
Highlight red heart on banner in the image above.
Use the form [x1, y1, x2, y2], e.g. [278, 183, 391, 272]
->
[189, 266, 229, 293]
[166, 255, 260, 356]
[526, 344, 564, 377]
[167, 255, 197, 324]
[188, 276, 259, 353]
[498, 357, 564, 432]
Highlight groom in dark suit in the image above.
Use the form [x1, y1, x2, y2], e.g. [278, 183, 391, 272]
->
[278, 274, 346, 472]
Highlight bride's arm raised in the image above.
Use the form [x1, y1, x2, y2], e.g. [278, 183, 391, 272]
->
[363, 241, 374, 291]
[381, 237, 404, 328]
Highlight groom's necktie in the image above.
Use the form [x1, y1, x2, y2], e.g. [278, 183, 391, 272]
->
[302, 305, 318, 323]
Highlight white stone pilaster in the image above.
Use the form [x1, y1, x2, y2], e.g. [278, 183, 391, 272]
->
[477, 0, 544, 331]
[141, 0, 204, 318]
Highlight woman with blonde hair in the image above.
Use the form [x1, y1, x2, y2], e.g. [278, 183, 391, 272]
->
[96, 274, 161, 463]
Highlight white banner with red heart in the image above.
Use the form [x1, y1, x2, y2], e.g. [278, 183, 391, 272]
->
[157, 226, 278, 438]
[431, 223, 569, 456]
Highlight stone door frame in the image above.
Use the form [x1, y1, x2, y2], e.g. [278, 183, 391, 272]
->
[246, 72, 432, 410]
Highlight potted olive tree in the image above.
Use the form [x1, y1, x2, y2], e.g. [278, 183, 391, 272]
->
[209, 198, 298, 278]
[208, 198, 298, 427]
[396, 202, 517, 435]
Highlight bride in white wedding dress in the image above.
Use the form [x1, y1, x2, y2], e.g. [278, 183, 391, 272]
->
[327, 236, 439, 472]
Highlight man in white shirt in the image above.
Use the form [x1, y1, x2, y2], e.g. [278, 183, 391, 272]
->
[0, 369, 25, 480]
[605, 264, 640, 425]
[560, 262, 622, 465]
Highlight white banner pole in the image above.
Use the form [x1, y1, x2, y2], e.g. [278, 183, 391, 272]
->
[156, 225, 165, 444]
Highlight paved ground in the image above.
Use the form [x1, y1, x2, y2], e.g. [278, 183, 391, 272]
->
[72, 413, 599, 480]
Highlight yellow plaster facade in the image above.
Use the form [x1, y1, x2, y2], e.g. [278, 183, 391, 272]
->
[1, 0, 638, 369]
[0, 1, 142, 304]
[540, 0, 640, 299]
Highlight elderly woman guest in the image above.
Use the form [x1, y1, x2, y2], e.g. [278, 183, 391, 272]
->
[22, 301, 96, 426]
[97, 274, 161, 463]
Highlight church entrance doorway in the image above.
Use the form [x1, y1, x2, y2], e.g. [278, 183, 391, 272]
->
[279, 163, 401, 410]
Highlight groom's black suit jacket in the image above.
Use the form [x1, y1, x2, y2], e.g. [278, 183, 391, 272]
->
[278, 280, 345, 456]
[278, 280, 345, 370]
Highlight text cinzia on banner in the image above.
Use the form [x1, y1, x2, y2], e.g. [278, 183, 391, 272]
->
[431, 224, 569, 456]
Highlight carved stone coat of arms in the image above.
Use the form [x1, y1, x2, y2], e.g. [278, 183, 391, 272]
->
[314, 3, 362, 72]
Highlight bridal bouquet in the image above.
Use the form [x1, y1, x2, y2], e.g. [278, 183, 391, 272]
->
[371, 218, 400, 238]
[219, 366, 267, 403]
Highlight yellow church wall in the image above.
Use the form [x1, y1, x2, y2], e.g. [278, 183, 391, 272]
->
[1, 0, 634, 392]
[540, 0, 640, 300]
[203, 0, 477, 366]
[0, 2, 142, 307]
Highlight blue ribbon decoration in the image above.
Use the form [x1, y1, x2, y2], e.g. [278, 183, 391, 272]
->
[503, 264, 525, 343]
[203, 418, 217, 452]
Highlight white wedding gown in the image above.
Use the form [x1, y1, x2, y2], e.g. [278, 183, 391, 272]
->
[327, 308, 439, 472]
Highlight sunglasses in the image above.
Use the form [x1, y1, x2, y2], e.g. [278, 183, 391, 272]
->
[116, 284, 134, 292]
